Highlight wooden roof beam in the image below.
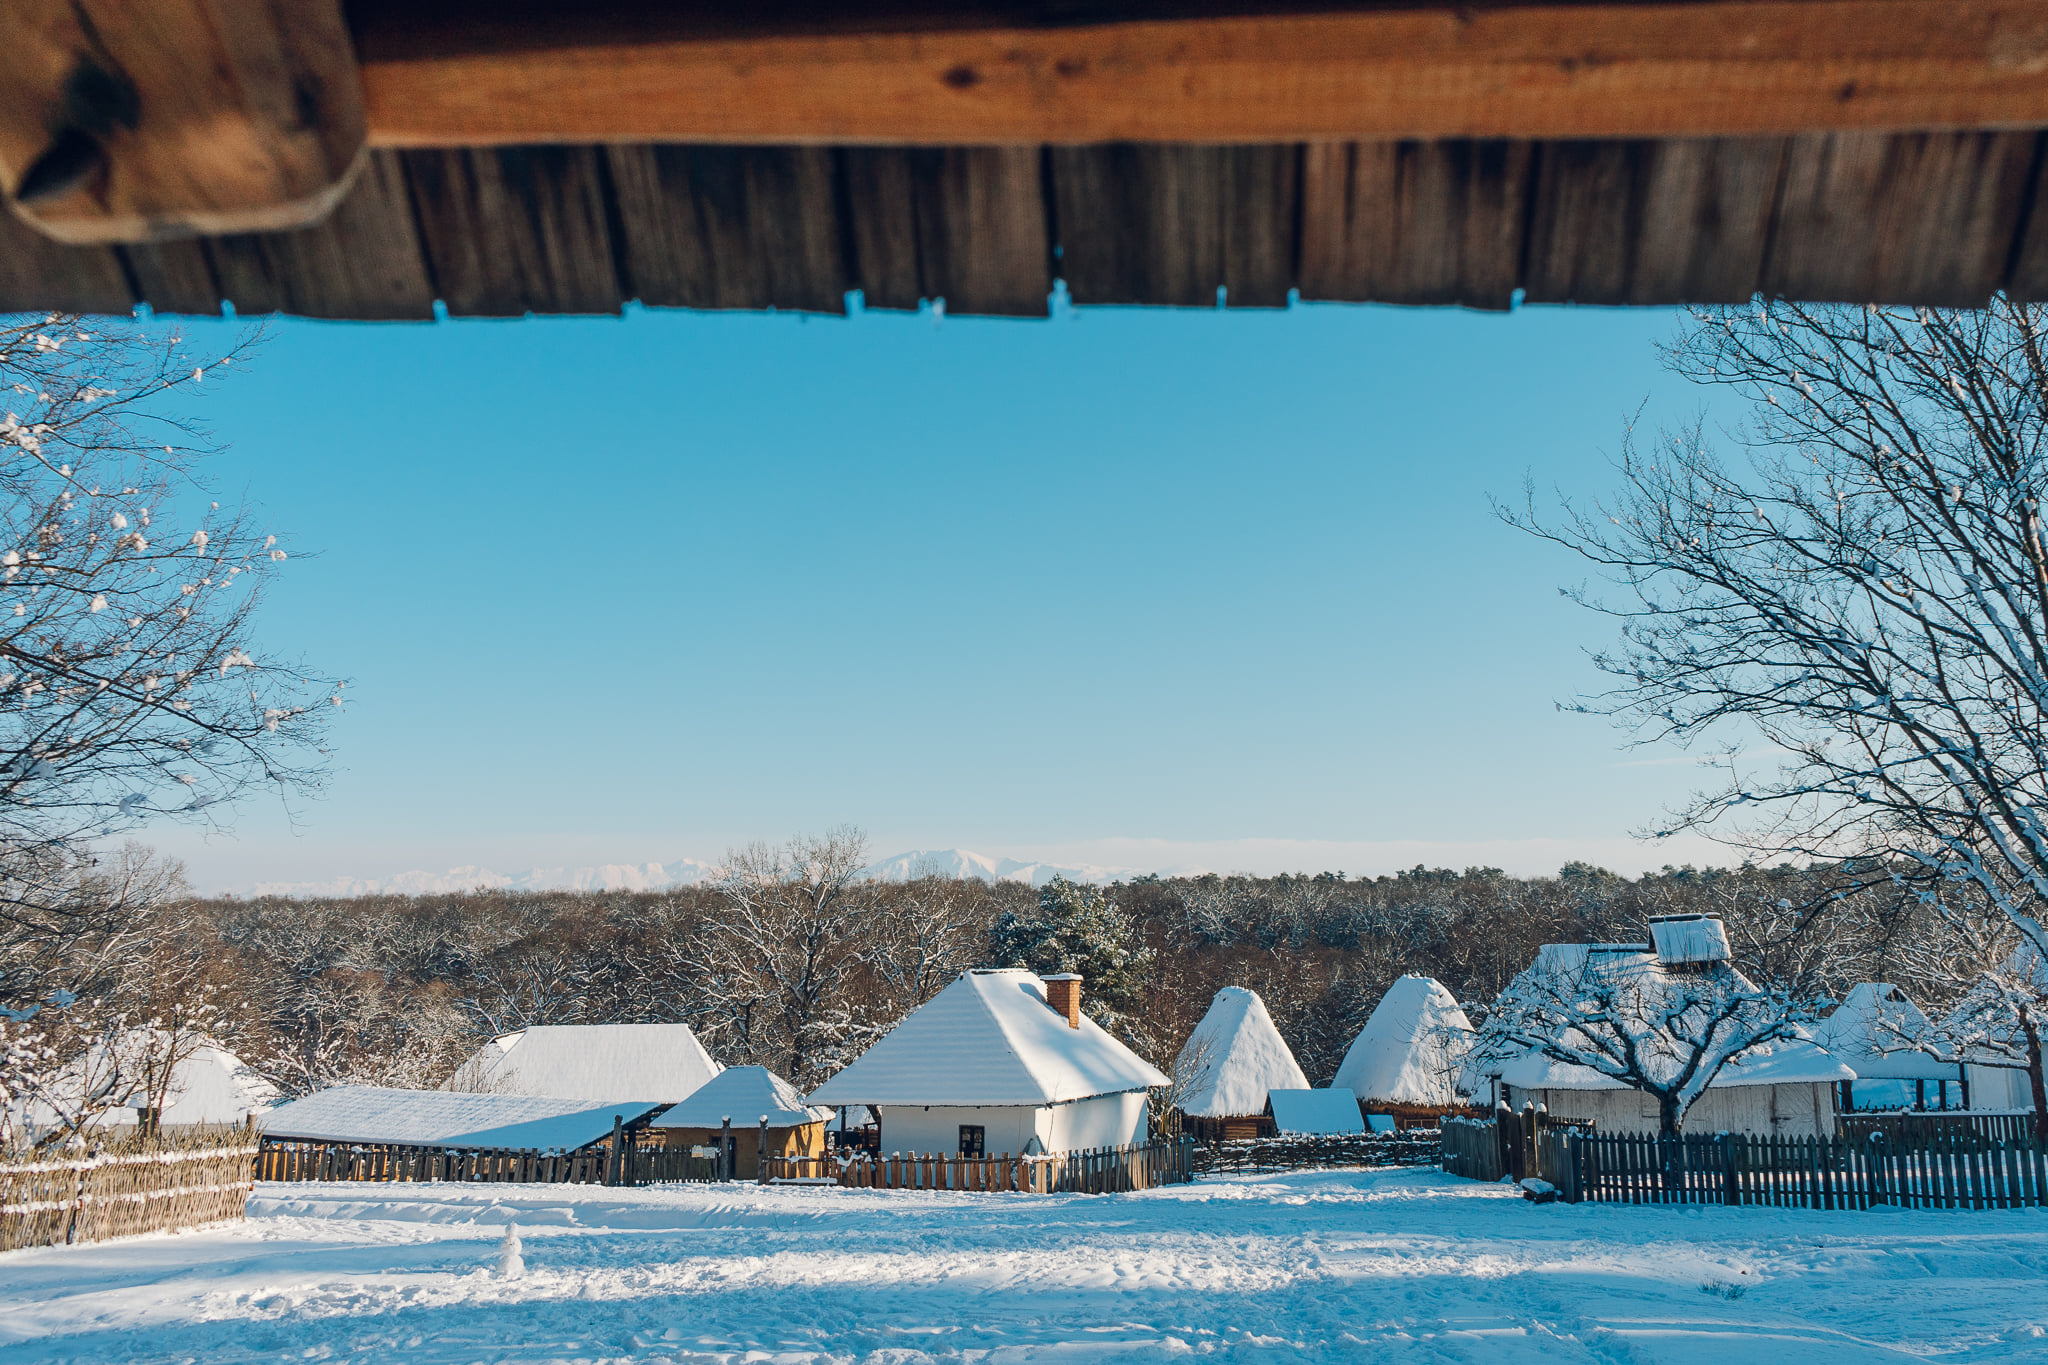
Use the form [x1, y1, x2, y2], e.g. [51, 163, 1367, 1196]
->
[0, 1, 366, 245]
[352, 1, 2048, 148]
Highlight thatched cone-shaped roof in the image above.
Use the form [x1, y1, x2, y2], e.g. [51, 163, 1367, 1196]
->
[1176, 987, 1309, 1118]
[1333, 976, 1475, 1106]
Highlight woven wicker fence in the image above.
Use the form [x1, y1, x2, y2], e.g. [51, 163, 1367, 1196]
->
[0, 1130, 257, 1251]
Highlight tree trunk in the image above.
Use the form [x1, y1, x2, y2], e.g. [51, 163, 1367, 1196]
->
[2020, 1003, 2048, 1144]
[1658, 1093, 1681, 1196]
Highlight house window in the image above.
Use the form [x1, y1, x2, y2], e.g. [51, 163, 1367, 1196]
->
[958, 1125, 985, 1157]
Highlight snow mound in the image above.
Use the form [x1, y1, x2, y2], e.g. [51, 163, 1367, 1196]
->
[1176, 987, 1309, 1117]
[1333, 976, 1475, 1106]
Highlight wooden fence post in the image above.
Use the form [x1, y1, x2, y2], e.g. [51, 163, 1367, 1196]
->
[758, 1116, 770, 1186]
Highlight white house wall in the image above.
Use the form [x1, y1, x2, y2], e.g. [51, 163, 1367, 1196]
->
[1046, 1091, 1149, 1151]
[1508, 1082, 1838, 1137]
[877, 1092, 1149, 1157]
[1965, 1065, 2036, 1112]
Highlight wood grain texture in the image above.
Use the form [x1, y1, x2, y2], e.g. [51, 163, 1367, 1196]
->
[0, 211, 134, 314]
[607, 145, 847, 313]
[1626, 138, 1786, 304]
[1051, 145, 1296, 307]
[845, 147, 1050, 315]
[2002, 137, 2048, 302]
[201, 150, 434, 318]
[356, 3, 2048, 147]
[1765, 131, 2038, 305]
[1, 0, 366, 244]
[1298, 140, 1530, 307]
[402, 146, 620, 316]
[117, 240, 219, 316]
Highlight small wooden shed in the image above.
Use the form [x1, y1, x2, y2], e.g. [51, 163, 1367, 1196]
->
[649, 1065, 829, 1179]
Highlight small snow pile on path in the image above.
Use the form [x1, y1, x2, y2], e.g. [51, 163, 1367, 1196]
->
[0, 1169, 2041, 1363]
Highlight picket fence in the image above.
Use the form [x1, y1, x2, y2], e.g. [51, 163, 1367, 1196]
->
[1443, 1115, 2048, 1212]
[1, 1134, 258, 1250]
[1192, 1131, 1440, 1177]
[1839, 1111, 2041, 1147]
[256, 1139, 717, 1186]
[768, 1139, 1196, 1193]
[1543, 1129, 2048, 1209]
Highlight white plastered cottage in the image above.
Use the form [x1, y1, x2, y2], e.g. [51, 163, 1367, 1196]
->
[807, 970, 1168, 1157]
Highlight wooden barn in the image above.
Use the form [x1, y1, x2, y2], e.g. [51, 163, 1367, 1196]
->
[1174, 986, 1310, 1142]
[649, 1066, 830, 1179]
[4, 3, 2048, 319]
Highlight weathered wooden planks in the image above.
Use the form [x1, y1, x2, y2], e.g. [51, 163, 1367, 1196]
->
[401, 146, 620, 316]
[8, 129, 2048, 318]
[1051, 144, 1296, 308]
[1300, 140, 1531, 308]
[608, 145, 847, 313]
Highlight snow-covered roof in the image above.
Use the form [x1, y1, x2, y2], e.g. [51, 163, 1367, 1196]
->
[1175, 987, 1309, 1117]
[262, 1087, 665, 1151]
[1649, 915, 1732, 965]
[1477, 933, 1854, 1094]
[1333, 976, 1475, 1106]
[807, 970, 1169, 1107]
[1266, 1088, 1366, 1135]
[1815, 984, 1954, 1080]
[1497, 1033, 1853, 1090]
[17, 1034, 279, 1137]
[444, 1024, 721, 1102]
[652, 1066, 830, 1130]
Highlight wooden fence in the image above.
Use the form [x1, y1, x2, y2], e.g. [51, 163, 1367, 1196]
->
[257, 1139, 717, 1187]
[2, 1132, 258, 1250]
[1441, 1117, 1506, 1183]
[1192, 1131, 1440, 1177]
[1840, 1111, 2041, 1147]
[769, 1140, 1196, 1193]
[1536, 1130, 2048, 1210]
[1442, 1108, 1593, 1184]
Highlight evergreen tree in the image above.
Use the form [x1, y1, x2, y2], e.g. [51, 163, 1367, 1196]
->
[985, 877, 1154, 1025]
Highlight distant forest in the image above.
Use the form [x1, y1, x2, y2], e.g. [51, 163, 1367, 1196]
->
[171, 850, 1962, 1099]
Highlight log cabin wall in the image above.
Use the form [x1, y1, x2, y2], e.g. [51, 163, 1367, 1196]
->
[9, 130, 2048, 320]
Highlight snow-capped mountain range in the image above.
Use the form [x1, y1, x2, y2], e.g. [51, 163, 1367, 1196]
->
[244, 849, 1150, 898]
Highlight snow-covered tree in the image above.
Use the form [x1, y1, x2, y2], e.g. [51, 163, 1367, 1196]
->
[1507, 300, 2048, 983]
[986, 876, 1154, 1029]
[1932, 950, 2047, 1127]
[1477, 933, 1812, 1137]
[689, 827, 873, 1087]
[0, 316, 334, 1033]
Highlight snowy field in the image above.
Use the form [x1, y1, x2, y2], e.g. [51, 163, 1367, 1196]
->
[0, 1168, 2044, 1364]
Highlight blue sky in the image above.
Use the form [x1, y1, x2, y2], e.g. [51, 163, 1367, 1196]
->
[141, 295, 1739, 891]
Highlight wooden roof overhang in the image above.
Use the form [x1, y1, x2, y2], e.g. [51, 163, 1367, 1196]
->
[5, 1, 2048, 319]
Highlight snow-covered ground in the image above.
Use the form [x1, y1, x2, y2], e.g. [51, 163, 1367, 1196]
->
[0, 1168, 2043, 1363]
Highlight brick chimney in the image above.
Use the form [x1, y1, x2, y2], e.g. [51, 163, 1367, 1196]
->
[1043, 974, 1083, 1028]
